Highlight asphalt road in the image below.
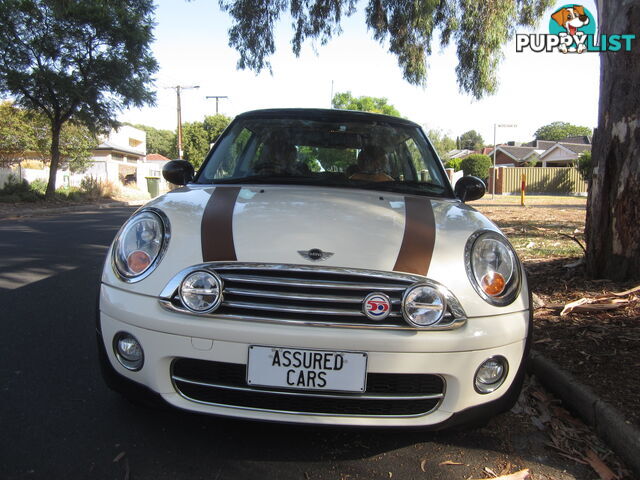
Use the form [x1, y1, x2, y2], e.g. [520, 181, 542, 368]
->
[0, 206, 594, 480]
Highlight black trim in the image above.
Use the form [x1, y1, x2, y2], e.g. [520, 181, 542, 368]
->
[235, 108, 419, 127]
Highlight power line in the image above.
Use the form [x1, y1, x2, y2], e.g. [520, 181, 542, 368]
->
[205, 95, 229, 115]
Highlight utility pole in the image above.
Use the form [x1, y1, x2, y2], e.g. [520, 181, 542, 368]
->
[205, 95, 228, 114]
[167, 85, 200, 159]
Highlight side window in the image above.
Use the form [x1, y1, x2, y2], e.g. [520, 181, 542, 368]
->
[405, 138, 432, 182]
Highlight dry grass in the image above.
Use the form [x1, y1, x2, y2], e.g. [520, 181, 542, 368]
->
[469, 195, 587, 261]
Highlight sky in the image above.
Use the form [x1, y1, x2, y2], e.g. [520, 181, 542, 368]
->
[119, 0, 601, 146]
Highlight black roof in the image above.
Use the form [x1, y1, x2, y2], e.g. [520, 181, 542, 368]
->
[236, 108, 419, 127]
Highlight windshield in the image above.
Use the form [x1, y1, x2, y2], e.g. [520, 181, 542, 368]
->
[196, 116, 452, 197]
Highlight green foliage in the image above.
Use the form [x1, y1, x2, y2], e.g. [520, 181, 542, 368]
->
[0, 0, 158, 196]
[218, 0, 552, 98]
[332, 92, 401, 117]
[461, 154, 492, 179]
[534, 122, 593, 141]
[133, 124, 177, 159]
[29, 178, 48, 194]
[523, 153, 539, 167]
[0, 102, 35, 162]
[459, 130, 484, 151]
[1, 102, 95, 171]
[426, 129, 456, 159]
[444, 157, 463, 172]
[577, 151, 592, 181]
[203, 114, 232, 143]
[183, 115, 233, 168]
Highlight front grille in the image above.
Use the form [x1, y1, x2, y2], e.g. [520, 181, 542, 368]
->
[171, 359, 445, 417]
[160, 263, 464, 329]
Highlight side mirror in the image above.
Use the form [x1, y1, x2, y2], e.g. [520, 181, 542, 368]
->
[454, 176, 485, 203]
[162, 160, 194, 186]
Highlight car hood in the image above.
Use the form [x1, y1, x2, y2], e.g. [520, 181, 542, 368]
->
[103, 184, 528, 316]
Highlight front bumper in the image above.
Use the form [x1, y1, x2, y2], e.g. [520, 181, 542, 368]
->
[99, 283, 530, 427]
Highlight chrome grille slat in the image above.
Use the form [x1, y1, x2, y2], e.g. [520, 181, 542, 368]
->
[224, 287, 401, 304]
[223, 300, 402, 317]
[219, 273, 408, 291]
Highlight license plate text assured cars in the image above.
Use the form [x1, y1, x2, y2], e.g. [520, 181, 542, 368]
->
[247, 346, 368, 392]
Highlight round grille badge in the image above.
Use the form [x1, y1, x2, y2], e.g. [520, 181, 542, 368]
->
[363, 292, 392, 321]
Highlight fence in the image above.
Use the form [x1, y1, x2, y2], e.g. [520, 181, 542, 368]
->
[490, 167, 587, 195]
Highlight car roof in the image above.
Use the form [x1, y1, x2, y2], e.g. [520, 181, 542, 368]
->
[236, 108, 420, 128]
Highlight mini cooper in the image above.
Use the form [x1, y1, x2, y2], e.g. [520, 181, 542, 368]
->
[98, 108, 531, 428]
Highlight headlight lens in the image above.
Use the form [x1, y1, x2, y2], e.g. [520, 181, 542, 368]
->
[465, 231, 521, 306]
[402, 284, 446, 327]
[179, 270, 223, 313]
[113, 209, 169, 281]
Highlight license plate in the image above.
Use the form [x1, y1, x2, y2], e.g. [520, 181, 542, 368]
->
[247, 346, 367, 392]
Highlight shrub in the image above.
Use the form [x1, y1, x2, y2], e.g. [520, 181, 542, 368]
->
[0, 175, 44, 202]
[21, 160, 45, 170]
[577, 151, 592, 181]
[30, 178, 48, 194]
[460, 154, 492, 179]
[80, 176, 120, 199]
[444, 157, 463, 171]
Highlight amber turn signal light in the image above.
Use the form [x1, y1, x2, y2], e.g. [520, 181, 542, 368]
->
[127, 250, 152, 274]
[481, 272, 506, 296]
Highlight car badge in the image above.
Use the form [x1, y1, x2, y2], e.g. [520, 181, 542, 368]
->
[363, 292, 392, 321]
[298, 248, 334, 262]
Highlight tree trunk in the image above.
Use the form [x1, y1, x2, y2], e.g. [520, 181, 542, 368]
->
[45, 119, 62, 199]
[585, 1, 640, 281]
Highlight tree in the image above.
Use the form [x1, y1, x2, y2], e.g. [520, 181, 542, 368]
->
[182, 121, 210, 169]
[0, 101, 95, 172]
[534, 122, 593, 141]
[0, 101, 34, 163]
[459, 130, 484, 151]
[445, 157, 463, 172]
[203, 114, 232, 143]
[0, 0, 157, 197]
[460, 154, 492, 180]
[332, 92, 401, 117]
[584, 2, 640, 281]
[426, 129, 456, 159]
[576, 151, 592, 182]
[133, 124, 178, 159]
[219, 0, 553, 98]
[182, 114, 233, 168]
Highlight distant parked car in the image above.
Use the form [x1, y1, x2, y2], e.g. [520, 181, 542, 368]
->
[98, 108, 530, 428]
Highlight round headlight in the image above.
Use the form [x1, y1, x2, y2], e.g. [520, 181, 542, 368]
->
[402, 284, 446, 327]
[113, 332, 144, 371]
[113, 209, 169, 282]
[179, 270, 223, 313]
[465, 231, 521, 306]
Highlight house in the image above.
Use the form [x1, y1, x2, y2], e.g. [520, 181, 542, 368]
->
[85, 125, 147, 189]
[445, 149, 476, 159]
[489, 137, 591, 168]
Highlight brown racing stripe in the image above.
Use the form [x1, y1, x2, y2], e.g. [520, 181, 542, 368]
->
[201, 186, 241, 262]
[393, 196, 436, 276]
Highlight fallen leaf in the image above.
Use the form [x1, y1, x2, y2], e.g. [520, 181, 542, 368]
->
[112, 452, 125, 463]
[583, 449, 619, 480]
[472, 469, 531, 480]
[484, 466, 498, 477]
[420, 459, 427, 472]
[439, 460, 464, 466]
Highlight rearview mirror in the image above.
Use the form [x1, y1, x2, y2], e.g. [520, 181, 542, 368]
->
[454, 176, 485, 203]
[162, 160, 194, 186]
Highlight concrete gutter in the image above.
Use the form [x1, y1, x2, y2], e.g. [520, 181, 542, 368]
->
[528, 350, 640, 476]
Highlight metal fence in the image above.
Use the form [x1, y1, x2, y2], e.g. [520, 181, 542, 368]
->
[501, 167, 587, 194]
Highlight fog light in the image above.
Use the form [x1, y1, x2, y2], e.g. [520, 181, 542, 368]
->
[474, 356, 508, 394]
[113, 333, 144, 371]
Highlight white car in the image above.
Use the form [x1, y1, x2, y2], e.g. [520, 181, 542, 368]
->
[98, 108, 531, 428]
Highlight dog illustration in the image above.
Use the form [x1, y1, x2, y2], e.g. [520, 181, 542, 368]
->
[551, 5, 590, 53]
